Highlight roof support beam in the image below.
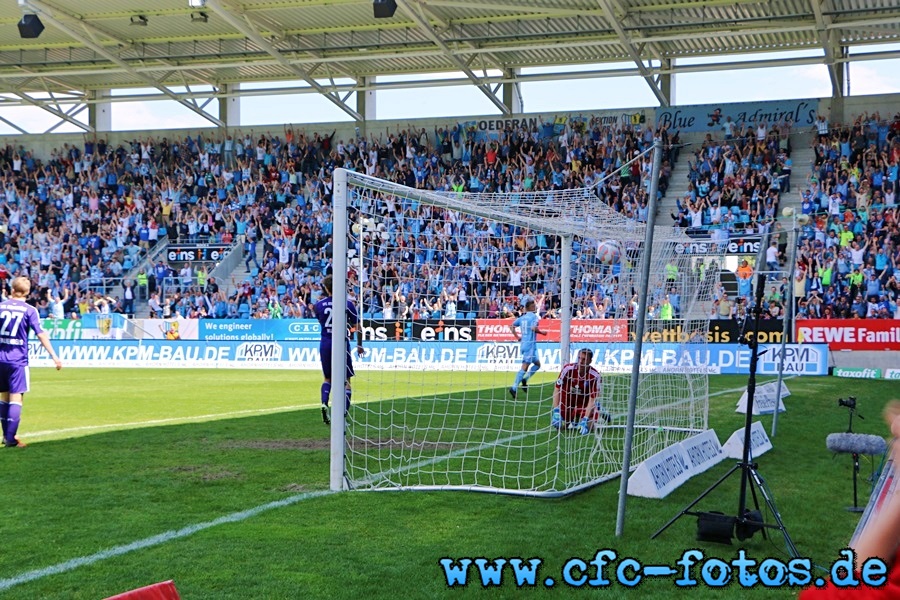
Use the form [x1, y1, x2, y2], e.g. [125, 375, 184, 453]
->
[396, 0, 511, 115]
[202, 0, 361, 121]
[1, 88, 92, 131]
[215, 0, 357, 81]
[810, 0, 842, 97]
[0, 49, 893, 110]
[23, 0, 214, 91]
[417, 1, 507, 74]
[595, 0, 669, 107]
[0, 113, 28, 135]
[6, 12, 900, 85]
[21, 0, 225, 127]
[45, 103, 87, 134]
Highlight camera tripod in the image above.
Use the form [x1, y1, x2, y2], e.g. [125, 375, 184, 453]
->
[842, 400, 866, 512]
[843, 404, 863, 434]
[651, 270, 799, 556]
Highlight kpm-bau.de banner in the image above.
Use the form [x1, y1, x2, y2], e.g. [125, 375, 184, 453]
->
[796, 319, 900, 351]
[27, 340, 828, 374]
[655, 99, 818, 133]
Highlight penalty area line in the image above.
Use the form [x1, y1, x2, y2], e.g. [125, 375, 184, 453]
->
[27, 404, 321, 440]
[0, 490, 336, 592]
[2, 376, 796, 591]
[709, 376, 795, 398]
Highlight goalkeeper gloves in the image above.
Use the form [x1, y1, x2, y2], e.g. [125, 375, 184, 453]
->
[578, 416, 590, 435]
[551, 407, 562, 429]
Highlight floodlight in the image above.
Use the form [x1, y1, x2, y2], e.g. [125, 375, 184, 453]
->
[373, 0, 397, 19]
[18, 14, 44, 38]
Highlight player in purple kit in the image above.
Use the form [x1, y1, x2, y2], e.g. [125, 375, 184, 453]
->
[0, 277, 62, 448]
[314, 275, 364, 425]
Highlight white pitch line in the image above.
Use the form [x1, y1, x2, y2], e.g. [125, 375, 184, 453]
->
[26, 404, 318, 439]
[1, 376, 794, 591]
[0, 490, 335, 592]
[0, 419, 526, 591]
[709, 377, 794, 398]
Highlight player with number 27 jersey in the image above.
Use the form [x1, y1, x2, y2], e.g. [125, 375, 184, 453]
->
[0, 297, 43, 368]
[0, 276, 62, 448]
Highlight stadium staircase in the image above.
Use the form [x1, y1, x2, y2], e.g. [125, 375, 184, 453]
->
[657, 131, 817, 226]
[127, 240, 252, 320]
[224, 242, 264, 295]
[656, 138, 698, 224]
[778, 132, 817, 216]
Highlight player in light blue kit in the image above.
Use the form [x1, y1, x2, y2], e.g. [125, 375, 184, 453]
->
[508, 298, 547, 399]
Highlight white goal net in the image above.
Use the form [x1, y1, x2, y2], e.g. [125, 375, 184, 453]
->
[328, 163, 715, 497]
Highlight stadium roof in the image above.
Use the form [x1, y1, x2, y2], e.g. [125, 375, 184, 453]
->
[1, 0, 898, 124]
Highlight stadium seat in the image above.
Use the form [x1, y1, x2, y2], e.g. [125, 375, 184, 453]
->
[466, 312, 476, 319]
[277, 284, 286, 295]
[373, 312, 383, 319]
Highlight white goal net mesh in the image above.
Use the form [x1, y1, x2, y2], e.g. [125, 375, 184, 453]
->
[332, 168, 715, 496]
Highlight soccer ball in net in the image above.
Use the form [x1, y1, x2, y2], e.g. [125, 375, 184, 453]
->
[597, 241, 621, 265]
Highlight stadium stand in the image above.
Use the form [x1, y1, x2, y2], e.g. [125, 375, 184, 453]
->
[666, 111, 900, 320]
[1, 109, 897, 322]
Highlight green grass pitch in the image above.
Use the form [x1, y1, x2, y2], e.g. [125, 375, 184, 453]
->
[1, 369, 898, 599]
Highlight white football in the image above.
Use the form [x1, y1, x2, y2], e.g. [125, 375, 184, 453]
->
[781, 207, 794, 217]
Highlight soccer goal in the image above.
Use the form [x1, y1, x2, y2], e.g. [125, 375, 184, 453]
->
[328, 154, 716, 498]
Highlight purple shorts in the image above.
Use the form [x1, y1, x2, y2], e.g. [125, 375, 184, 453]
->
[0, 364, 30, 394]
[320, 341, 355, 381]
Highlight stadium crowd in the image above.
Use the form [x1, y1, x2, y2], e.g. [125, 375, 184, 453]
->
[0, 115, 675, 320]
[0, 107, 897, 322]
[675, 110, 900, 320]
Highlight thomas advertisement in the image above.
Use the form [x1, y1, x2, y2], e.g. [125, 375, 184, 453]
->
[28, 340, 828, 374]
[656, 99, 818, 133]
[476, 319, 629, 343]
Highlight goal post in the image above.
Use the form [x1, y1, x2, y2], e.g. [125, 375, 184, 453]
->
[329, 148, 715, 501]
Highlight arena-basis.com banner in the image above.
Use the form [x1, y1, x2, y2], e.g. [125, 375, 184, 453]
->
[27, 340, 828, 374]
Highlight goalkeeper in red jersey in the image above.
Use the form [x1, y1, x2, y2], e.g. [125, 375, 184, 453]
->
[551, 348, 608, 434]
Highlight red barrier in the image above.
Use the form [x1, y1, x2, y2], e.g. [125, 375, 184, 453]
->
[796, 319, 900, 351]
[104, 580, 180, 600]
